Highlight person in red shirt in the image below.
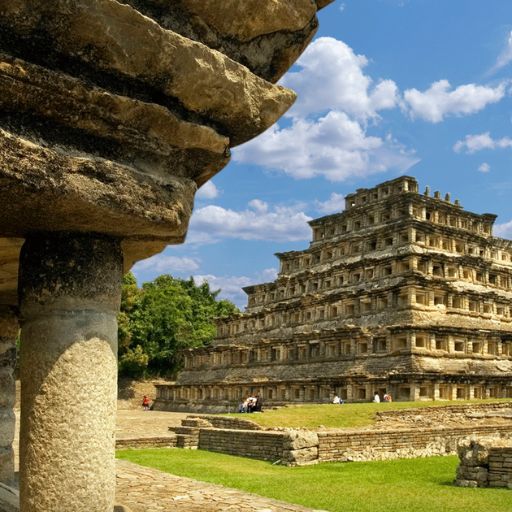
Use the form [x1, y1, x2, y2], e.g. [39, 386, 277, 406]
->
[142, 395, 151, 411]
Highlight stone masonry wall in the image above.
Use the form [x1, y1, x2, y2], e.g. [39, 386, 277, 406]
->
[193, 424, 512, 465]
[198, 429, 319, 465]
[456, 437, 512, 488]
[192, 415, 262, 431]
[199, 429, 286, 462]
[115, 437, 177, 450]
[488, 447, 512, 488]
[318, 425, 512, 462]
[376, 402, 512, 424]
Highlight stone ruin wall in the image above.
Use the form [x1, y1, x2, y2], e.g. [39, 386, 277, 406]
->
[456, 437, 512, 489]
[318, 425, 512, 463]
[166, 407, 512, 466]
[158, 177, 512, 411]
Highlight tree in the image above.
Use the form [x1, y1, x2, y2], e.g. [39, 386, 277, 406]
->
[118, 273, 238, 377]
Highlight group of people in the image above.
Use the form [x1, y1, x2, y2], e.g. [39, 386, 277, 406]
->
[331, 392, 393, 404]
[238, 395, 263, 413]
[373, 392, 393, 403]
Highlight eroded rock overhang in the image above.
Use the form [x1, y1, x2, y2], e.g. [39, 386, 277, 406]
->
[0, 0, 334, 305]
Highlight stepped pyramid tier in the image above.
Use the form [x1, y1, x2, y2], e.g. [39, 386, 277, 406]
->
[156, 176, 512, 412]
[0, 1, 333, 509]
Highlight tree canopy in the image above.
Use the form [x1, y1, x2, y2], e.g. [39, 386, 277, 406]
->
[118, 273, 238, 377]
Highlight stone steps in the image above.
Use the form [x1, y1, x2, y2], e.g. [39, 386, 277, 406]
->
[169, 425, 200, 449]
[181, 418, 213, 428]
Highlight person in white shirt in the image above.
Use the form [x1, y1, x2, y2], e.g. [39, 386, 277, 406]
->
[373, 392, 381, 403]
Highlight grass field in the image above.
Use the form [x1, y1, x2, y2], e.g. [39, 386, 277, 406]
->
[117, 449, 512, 512]
[225, 399, 510, 429]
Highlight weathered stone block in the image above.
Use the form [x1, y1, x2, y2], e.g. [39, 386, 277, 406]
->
[283, 447, 319, 465]
[0, 370, 14, 409]
[0, 448, 14, 486]
[283, 430, 319, 450]
[0, 482, 18, 512]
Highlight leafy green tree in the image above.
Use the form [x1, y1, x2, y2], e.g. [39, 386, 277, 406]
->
[119, 344, 149, 377]
[117, 273, 238, 377]
[118, 272, 141, 353]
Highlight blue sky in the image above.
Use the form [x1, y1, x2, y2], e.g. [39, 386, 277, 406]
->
[134, 0, 512, 308]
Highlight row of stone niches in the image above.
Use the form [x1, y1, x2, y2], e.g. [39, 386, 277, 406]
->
[160, 381, 512, 404]
[313, 199, 491, 243]
[257, 257, 512, 310]
[283, 227, 509, 276]
[185, 332, 512, 370]
[223, 290, 512, 338]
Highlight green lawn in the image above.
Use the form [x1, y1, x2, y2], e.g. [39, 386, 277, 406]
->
[225, 400, 510, 429]
[117, 449, 512, 512]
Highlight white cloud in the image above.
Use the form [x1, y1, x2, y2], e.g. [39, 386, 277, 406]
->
[193, 274, 253, 307]
[478, 162, 491, 173]
[281, 37, 399, 120]
[193, 268, 279, 308]
[234, 37, 417, 182]
[261, 267, 278, 281]
[494, 220, 512, 239]
[248, 199, 268, 213]
[187, 201, 312, 244]
[454, 132, 512, 153]
[490, 30, 512, 74]
[315, 192, 345, 214]
[196, 181, 219, 200]
[404, 80, 506, 123]
[234, 110, 418, 181]
[133, 255, 200, 274]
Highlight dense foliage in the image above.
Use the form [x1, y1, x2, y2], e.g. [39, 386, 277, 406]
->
[118, 272, 238, 377]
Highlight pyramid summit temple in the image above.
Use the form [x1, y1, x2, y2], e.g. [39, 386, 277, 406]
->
[155, 176, 512, 411]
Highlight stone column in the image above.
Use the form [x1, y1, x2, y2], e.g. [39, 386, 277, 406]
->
[0, 306, 18, 485]
[18, 233, 122, 512]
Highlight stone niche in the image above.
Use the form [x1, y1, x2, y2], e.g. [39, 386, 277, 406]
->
[0, 1, 334, 510]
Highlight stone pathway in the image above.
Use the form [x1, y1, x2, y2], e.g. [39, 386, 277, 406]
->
[115, 410, 189, 439]
[115, 459, 319, 512]
[13, 409, 320, 512]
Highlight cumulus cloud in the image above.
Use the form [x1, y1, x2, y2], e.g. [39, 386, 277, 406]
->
[494, 220, 512, 239]
[196, 180, 219, 200]
[234, 110, 418, 181]
[281, 37, 399, 120]
[187, 201, 312, 244]
[193, 268, 279, 308]
[490, 30, 512, 74]
[234, 37, 417, 182]
[261, 267, 278, 281]
[248, 199, 268, 214]
[193, 274, 254, 307]
[315, 192, 345, 214]
[133, 255, 200, 274]
[478, 162, 491, 173]
[453, 132, 512, 153]
[404, 80, 506, 123]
